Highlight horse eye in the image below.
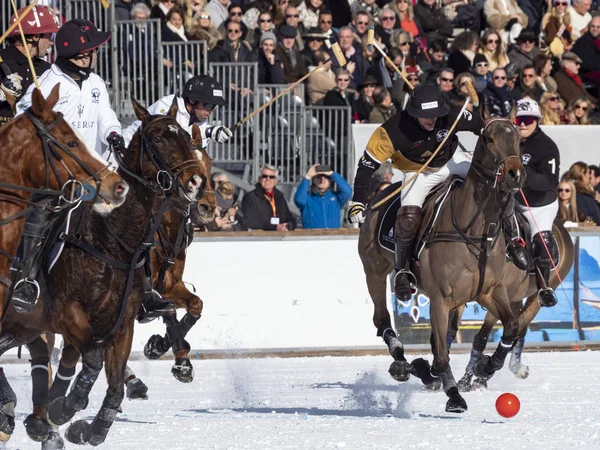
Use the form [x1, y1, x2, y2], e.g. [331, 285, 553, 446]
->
[153, 136, 161, 143]
[67, 140, 78, 148]
[486, 136, 494, 144]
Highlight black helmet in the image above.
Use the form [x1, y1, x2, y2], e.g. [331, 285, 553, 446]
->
[406, 84, 450, 119]
[183, 75, 226, 107]
[55, 19, 111, 59]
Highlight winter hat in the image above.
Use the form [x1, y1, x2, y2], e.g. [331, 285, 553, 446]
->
[279, 24, 297, 39]
[473, 53, 488, 67]
[260, 31, 277, 45]
[516, 98, 543, 119]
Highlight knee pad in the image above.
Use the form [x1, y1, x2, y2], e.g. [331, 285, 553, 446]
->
[395, 206, 422, 238]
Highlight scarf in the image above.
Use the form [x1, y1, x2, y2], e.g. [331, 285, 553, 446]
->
[564, 68, 583, 87]
[167, 21, 188, 42]
[159, 3, 170, 16]
[595, 37, 600, 52]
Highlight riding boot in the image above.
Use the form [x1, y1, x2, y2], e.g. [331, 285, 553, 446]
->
[533, 231, 559, 308]
[137, 275, 176, 323]
[11, 200, 53, 313]
[504, 213, 529, 270]
[393, 205, 422, 301]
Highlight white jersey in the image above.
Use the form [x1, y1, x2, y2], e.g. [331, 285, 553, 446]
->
[16, 65, 121, 156]
[122, 95, 210, 148]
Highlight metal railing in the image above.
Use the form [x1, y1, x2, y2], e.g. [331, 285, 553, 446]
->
[162, 40, 209, 96]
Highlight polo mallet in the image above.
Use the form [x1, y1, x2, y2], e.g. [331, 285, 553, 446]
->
[231, 37, 347, 132]
[371, 95, 472, 209]
[366, 26, 375, 53]
[0, 0, 38, 47]
[10, 0, 40, 90]
[372, 40, 413, 90]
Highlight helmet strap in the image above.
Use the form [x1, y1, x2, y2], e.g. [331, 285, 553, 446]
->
[56, 55, 92, 81]
[184, 99, 199, 125]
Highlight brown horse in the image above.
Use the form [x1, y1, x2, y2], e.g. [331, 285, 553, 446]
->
[359, 111, 533, 413]
[0, 98, 207, 448]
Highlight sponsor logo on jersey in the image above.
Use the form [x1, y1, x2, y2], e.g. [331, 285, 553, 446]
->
[436, 129, 448, 143]
[77, 104, 84, 117]
[71, 120, 96, 129]
[522, 153, 531, 165]
[91, 88, 100, 104]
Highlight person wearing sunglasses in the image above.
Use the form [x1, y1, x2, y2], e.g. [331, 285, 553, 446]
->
[276, 24, 308, 83]
[542, 0, 573, 58]
[351, 11, 371, 40]
[555, 51, 597, 106]
[242, 164, 297, 231]
[566, 96, 592, 124]
[247, 11, 275, 49]
[298, 0, 325, 29]
[514, 64, 544, 101]
[351, 0, 382, 20]
[562, 161, 600, 224]
[477, 28, 510, 72]
[301, 27, 327, 67]
[208, 19, 254, 63]
[508, 29, 539, 73]
[470, 53, 490, 92]
[189, 10, 221, 50]
[557, 180, 581, 224]
[375, 7, 397, 49]
[0, 6, 58, 128]
[282, 5, 306, 51]
[482, 67, 516, 117]
[204, 0, 231, 30]
[539, 91, 566, 124]
[568, 0, 592, 41]
[511, 98, 561, 307]
[317, 10, 334, 38]
[483, 0, 528, 44]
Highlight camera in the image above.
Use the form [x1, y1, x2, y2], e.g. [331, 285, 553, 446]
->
[316, 164, 331, 173]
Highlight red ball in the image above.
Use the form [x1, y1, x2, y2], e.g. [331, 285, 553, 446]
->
[496, 393, 520, 418]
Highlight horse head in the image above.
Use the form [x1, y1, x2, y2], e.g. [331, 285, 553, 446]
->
[2, 84, 129, 212]
[476, 105, 525, 193]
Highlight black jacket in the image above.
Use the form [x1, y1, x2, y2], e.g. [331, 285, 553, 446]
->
[241, 184, 297, 231]
[576, 190, 600, 225]
[483, 84, 516, 117]
[209, 39, 255, 63]
[0, 45, 51, 127]
[413, 2, 453, 39]
[446, 51, 472, 79]
[257, 50, 285, 84]
[517, 127, 560, 207]
[571, 33, 600, 74]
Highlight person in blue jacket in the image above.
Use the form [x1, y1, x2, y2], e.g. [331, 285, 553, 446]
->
[294, 164, 353, 229]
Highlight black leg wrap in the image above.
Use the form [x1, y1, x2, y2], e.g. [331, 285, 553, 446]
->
[178, 312, 200, 338]
[164, 314, 191, 355]
[49, 364, 76, 402]
[31, 357, 50, 408]
[382, 328, 405, 361]
[474, 339, 514, 379]
[87, 407, 119, 446]
[0, 368, 16, 436]
[410, 358, 440, 386]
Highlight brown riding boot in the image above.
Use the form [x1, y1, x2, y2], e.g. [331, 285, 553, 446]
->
[394, 205, 422, 301]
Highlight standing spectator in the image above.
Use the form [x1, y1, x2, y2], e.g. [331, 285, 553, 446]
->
[257, 32, 285, 83]
[483, 0, 528, 44]
[190, 11, 223, 50]
[355, 74, 378, 122]
[162, 8, 192, 42]
[519, 0, 549, 36]
[209, 19, 255, 62]
[566, 96, 592, 123]
[151, 0, 175, 25]
[436, 68, 455, 94]
[283, 5, 304, 50]
[471, 54, 490, 92]
[205, 0, 230, 29]
[317, 10, 334, 38]
[413, 0, 454, 41]
[557, 180, 581, 223]
[540, 91, 566, 124]
[293, 164, 353, 229]
[568, 0, 592, 41]
[562, 161, 600, 224]
[391, 0, 420, 39]
[306, 50, 335, 104]
[324, 68, 358, 114]
[478, 28, 510, 72]
[555, 52, 596, 105]
[242, 165, 297, 231]
[508, 29, 540, 73]
[375, 7, 397, 49]
[298, 0, 324, 29]
[516, 64, 544, 101]
[542, 0, 573, 58]
[276, 24, 308, 82]
[368, 86, 396, 123]
[483, 67, 516, 116]
[571, 15, 600, 90]
[533, 54, 558, 93]
[331, 26, 371, 90]
[301, 27, 326, 67]
[447, 30, 480, 76]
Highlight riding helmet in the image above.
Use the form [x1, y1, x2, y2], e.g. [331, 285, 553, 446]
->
[183, 75, 227, 107]
[9, 6, 59, 36]
[406, 84, 450, 119]
[55, 19, 110, 59]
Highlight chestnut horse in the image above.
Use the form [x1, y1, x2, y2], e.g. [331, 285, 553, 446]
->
[0, 98, 209, 448]
[358, 111, 533, 413]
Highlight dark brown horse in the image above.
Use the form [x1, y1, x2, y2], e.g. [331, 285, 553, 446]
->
[0, 98, 207, 448]
[359, 111, 532, 413]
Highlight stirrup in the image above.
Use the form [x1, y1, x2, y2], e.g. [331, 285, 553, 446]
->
[394, 269, 417, 295]
[538, 288, 558, 308]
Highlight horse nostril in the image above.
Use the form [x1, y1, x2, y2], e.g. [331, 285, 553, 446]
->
[190, 176, 198, 187]
[508, 169, 517, 180]
[115, 183, 128, 198]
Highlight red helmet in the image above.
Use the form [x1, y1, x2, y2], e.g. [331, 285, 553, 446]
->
[9, 6, 59, 36]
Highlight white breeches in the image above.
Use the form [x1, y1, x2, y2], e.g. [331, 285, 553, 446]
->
[516, 200, 559, 239]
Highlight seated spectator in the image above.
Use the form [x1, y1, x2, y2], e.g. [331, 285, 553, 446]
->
[274, 0, 288, 25]
[452, 72, 477, 106]
[368, 86, 396, 123]
[301, 27, 327, 68]
[568, 0, 592, 41]
[184, 0, 206, 30]
[540, 91, 567, 124]
[533, 54, 558, 93]
[436, 68, 455, 95]
[218, 5, 247, 39]
[478, 28, 510, 72]
[329, 0, 352, 29]
[406, 66, 422, 91]
[571, 15, 600, 90]
[331, 26, 371, 90]
[516, 64, 544, 101]
[508, 29, 540, 73]
[484, 0, 528, 44]
[590, 165, 600, 197]
[283, 5, 304, 50]
[504, 62, 520, 92]
[317, 9, 334, 38]
[248, 11, 275, 49]
[542, 0, 573, 58]
[351, 10, 372, 42]
[204, 0, 230, 29]
[566, 96, 592, 123]
[369, 161, 394, 199]
[298, 0, 325, 29]
[417, 39, 447, 83]
[391, 0, 420, 38]
[371, 47, 409, 108]
[557, 180, 581, 223]
[293, 164, 352, 229]
[355, 74, 377, 122]
[562, 161, 600, 224]
[242, 0, 275, 31]
[151, 0, 175, 25]
[276, 24, 308, 83]
[257, 32, 285, 83]
[324, 68, 358, 114]
[447, 30, 480, 76]
[205, 172, 244, 231]
[442, 0, 481, 32]
[351, 0, 382, 19]
[483, 67, 516, 116]
[209, 19, 255, 63]
[162, 8, 192, 42]
[375, 7, 397, 49]
[390, 31, 414, 67]
[555, 52, 597, 105]
[471, 53, 490, 92]
[414, 0, 453, 41]
[190, 10, 222, 50]
[242, 164, 297, 231]
[306, 50, 335, 104]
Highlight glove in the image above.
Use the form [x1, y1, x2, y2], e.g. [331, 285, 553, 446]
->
[348, 202, 366, 224]
[107, 131, 126, 150]
[0, 73, 23, 99]
[207, 125, 233, 143]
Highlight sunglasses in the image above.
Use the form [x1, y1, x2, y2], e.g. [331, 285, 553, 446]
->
[227, 29, 241, 33]
[356, 21, 369, 25]
[363, 83, 376, 88]
[199, 14, 210, 19]
[261, 174, 277, 179]
[487, 39, 499, 44]
[399, 41, 410, 46]
[230, 11, 242, 16]
[515, 116, 536, 126]
[494, 76, 506, 80]
[523, 73, 535, 78]
[337, 78, 350, 82]
[558, 188, 571, 193]
[548, 96, 559, 101]
[441, 77, 454, 82]
[575, 105, 589, 111]
[320, 20, 332, 24]
[163, 0, 175, 3]
[381, 16, 395, 21]
[260, 18, 273, 23]
[408, 76, 419, 81]
[520, 39, 536, 43]
[286, 14, 299, 18]
[554, 1, 568, 5]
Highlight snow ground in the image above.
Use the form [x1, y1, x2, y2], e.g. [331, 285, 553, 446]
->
[1, 351, 599, 450]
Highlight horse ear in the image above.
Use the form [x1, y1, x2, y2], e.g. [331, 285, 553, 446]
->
[30, 88, 46, 118]
[191, 123, 201, 142]
[45, 83, 61, 109]
[167, 95, 178, 118]
[131, 97, 150, 122]
[482, 105, 491, 122]
[507, 103, 518, 124]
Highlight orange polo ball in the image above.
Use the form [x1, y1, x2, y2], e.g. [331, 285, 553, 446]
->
[496, 393, 520, 418]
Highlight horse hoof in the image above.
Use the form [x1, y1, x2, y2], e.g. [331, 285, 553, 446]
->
[172, 358, 194, 383]
[425, 378, 442, 391]
[389, 360, 411, 382]
[472, 378, 488, 390]
[144, 335, 168, 360]
[48, 397, 72, 426]
[510, 363, 530, 379]
[445, 387, 468, 413]
[473, 355, 494, 379]
[126, 377, 149, 400]
[42, 431, 65, 450]
[0, 408, 14, 436]
[23, 414, 50, 442]
[457, 374, 473, 392]
[65, 420, 91, 445]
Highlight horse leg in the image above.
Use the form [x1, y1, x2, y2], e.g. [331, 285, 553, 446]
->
[23, 337, 52, 442]
[0, 368, 17, 443]
[457, 311, 496, 391]
[509, 334, 528, 379]
[65, 327, 133, 446]
[49, 343, 79, 402]
[124, 365, 149, 400]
